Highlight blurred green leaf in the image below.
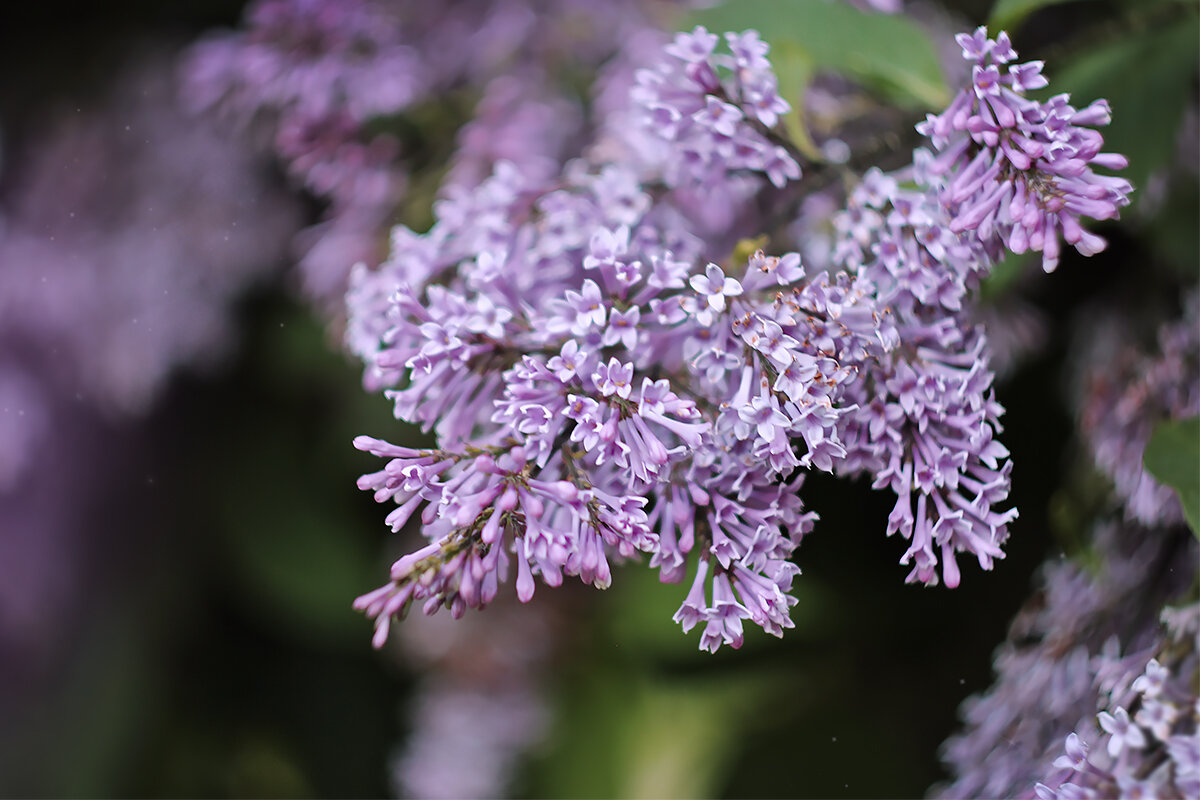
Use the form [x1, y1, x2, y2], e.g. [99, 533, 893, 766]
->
[979, 251, 1035, 300]
[1051, 17, 1199, 200]
[616, 676, 770, 799]
[770, 41, 823, 160]
[222, 493, 376, 645]
[226, 735, 314, 798]
[988, 0, 1096, 32]
[992, 0, 1196, 32]
[687, 0, 949, 109]
[1145, 183, 1200, 279]
[535, 668, 774, 799]
[1143, 416, 1200, 536]
[54, 613, 156, 797]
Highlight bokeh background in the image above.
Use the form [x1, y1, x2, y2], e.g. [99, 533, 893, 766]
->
[0, 0, 1195, 797]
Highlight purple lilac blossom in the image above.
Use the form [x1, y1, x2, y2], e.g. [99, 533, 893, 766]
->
[343, 26, 1093, 652]
[832, 166, 1016, 587]
[395, 684, 547, 800]
[1078, 292, 1200, 526]
[629, 27, 802, 190]
[346, 148, 875, 651]
[0, 402, 121, 683]
[590, 26, 764, 247]
[936, 256, 1193, 799]
[1035, 601, 1200, 800]
[0, 48, 298, 668]
[0, 371, 47, 492]
[935, 520, 1198, 799]
[917, 26, 1132, 273]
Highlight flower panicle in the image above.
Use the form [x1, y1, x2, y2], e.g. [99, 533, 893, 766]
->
[917, 25, 1133, 273]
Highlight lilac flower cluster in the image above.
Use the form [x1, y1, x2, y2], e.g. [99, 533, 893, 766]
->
[590, 27, 764, 244]
[348, 148, 893, 651]
[918, 26, 1133, 272]
[0, 52, 298, 442]
[1079, 292, 1200, 526]
[935, 517, 1197, 799]
[630, 27, 801, 189]
[184, 0, 664, 307]
[396, 683, 547, 800]
[832, 167, 1016, 587]
[1035, 601, 1200, 800]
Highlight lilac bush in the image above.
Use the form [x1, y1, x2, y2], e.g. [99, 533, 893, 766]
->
[346, 25, 1128, 653]
[6, 2, 1197, 796]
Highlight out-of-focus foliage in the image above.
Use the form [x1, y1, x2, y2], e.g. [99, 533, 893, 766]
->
[688, 0, 950, 109]
[1144, 416, 1200, 536]
[987, 0, 1085, 31]
[1052, 12, 1198, 200]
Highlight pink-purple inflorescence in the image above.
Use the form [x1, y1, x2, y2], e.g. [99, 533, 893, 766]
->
[936, 517, 1198, 800]
[0, 49, 299, 663]
[1036, 597, 1200, 800]
[918, 27, 1133, 273]
[631, 27, 801, 189]
[347, 26, 1128, 652]
[833, 166, 1016, 588]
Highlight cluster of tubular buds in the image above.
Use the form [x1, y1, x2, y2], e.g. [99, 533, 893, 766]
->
[632, 26, 800, 188]
[352, 439, 657, 647]
[917, 26, 1132, 272]
[833, 167, 1016, 587]
[185, 0, 662, 306]
[350, 22, 1149, 651]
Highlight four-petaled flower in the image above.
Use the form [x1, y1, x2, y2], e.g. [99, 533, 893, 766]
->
[1098, 707, 1146, 758]
[689, 263, 743, 323]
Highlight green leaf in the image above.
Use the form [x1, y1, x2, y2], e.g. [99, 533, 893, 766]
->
[533, 668, 774, 799]
[1051, 19, 1199, 200]
[988, 0, 1099, 33]
[615, 676, 771, 799]
[991, 0, 1195, 31]
[770, 40, 823, 160]
[979, 251, 1035, 300]
[223, 497, 376, 644]
[1145, 181, 1200, 280]
[1143, 416, 1200, 536]
[686, 0, 949, 109]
